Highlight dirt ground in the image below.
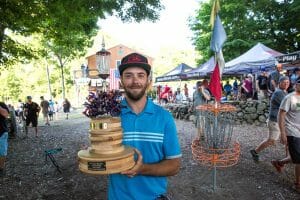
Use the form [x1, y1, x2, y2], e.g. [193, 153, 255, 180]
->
[0, 110, 299, 200]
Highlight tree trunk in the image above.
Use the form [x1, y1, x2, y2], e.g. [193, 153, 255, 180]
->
[60, 63, 65, 100]
[0, 25, 6, 61]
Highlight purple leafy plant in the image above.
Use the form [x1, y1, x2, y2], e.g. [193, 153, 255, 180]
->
[82, 91, 123, 118]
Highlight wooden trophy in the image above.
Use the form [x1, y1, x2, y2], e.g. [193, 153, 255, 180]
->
[78, 117, 135, 175]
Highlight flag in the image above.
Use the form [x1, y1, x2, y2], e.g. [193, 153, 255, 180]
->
[216, 50, 225, 75]
[209, 6, 227, 102]
[109, 68, 120, 90]
[208, 62, 222, 102]
[210, 14, 227, 53]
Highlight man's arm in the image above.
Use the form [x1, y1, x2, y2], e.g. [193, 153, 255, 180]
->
[278, 108, 287, 145]
[122, 149, 181, 177]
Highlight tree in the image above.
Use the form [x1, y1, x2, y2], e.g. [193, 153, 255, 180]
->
[0, 0, 163, 65]
[189, 0, 300, 65]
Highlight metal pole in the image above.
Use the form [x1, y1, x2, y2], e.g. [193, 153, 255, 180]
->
[213, 166, 217, 191]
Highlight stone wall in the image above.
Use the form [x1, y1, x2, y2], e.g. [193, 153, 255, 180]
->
[164, 99, 270, 126]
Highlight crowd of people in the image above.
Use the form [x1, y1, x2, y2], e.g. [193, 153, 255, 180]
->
[3, 96, 72, 138]
[157, 83, 190, 104]
[0, 96, 72, 177]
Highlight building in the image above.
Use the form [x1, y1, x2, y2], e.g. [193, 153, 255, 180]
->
[73, 43, 153, 105]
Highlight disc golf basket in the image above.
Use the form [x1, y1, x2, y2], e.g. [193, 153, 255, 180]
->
[191, 103, 240, 191]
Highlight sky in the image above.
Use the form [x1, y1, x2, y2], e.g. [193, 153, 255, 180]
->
[97, 0, 200, 56]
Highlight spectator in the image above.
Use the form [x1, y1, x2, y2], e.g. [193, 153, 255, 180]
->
[40, 96, 50, 125]
[233, 78, 239, 100]
[0, 102, 9, 177]
[241, 74, 253, 100]
[268, 64, 283, 96]
[192, 80, 211, 140]
[223, 80, 232, 97]
[272, 78, 300, 192]
[160, 86, 170, 104]
[24, 96, 40, 137]
[250, 76, 290, 162]
[48, 99, 55, 121]
[7, 104, 17, 138]
[63, 98, 71, 119]
[54, 101, 59, 120]
[174, 88, 184, 103]
[184, 83, 189, 98]
[16, 99, 24, 123]
[256, 69, 269, 99]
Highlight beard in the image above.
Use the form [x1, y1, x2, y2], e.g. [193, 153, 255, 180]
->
[124, 83, 148, 101]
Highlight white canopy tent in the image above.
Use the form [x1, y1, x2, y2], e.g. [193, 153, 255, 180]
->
[223, 43, 283, 74]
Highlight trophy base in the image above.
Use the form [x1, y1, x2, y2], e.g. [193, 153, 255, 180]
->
[78, 146, 135, 175]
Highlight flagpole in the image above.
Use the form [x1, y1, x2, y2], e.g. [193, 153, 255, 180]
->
[208, 0, 227, 191]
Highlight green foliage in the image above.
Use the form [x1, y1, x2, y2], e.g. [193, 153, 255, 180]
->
[0, 0, 163, 66]
[0, 0, 163, 103]
[190, 0, 299, 65]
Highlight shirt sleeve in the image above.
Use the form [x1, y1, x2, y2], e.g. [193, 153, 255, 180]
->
[163, 111, 182, 159]
[280, 95, 290, 112]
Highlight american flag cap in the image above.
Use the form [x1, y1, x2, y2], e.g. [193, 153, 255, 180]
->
[118, 53, 151, 75]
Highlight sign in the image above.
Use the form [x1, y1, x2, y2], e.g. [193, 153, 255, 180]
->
[88, 161, 106, 171]
[276, 51, 300, 63]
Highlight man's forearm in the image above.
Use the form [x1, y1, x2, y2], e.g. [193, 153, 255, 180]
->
[139, 158, 181, 177]
[278, 109, 286, 137]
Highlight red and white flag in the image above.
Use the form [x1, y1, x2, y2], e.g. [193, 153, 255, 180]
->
[109, 68, 120, 90]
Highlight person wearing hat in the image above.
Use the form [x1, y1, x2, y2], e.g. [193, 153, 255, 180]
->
[191, 80, 211, 140]
[250, 76, 290, 162]
[271, 78, 300, 192]
[24, 96, 40, 137]
[108, 53, 181, 199]
[268, 63, 283, 96]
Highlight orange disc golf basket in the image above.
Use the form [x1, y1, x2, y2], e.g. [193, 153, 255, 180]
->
[191, 103, 240, 191]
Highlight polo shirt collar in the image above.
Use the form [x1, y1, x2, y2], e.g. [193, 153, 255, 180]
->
[121, 97, 155, 115]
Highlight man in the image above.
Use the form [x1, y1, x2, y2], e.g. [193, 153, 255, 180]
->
[272, 78, 300, 192]
[241, 74, 253, 100]
[256, 69, 268, 99]
[174, 88, 183, 103]
[192, 80, 211, 140]
[24, 96, 40, 137]
[223, 80, 232, 98]
[62, 98, 71, 119]
[40, 96, 50, 125]
[109, 52, 181, 200]
[268, 63, 283, 96]
[0, 102, 9, 177]
[250, 76, 290, 162]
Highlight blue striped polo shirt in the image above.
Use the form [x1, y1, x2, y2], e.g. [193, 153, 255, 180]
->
[108, 98, 182, 200]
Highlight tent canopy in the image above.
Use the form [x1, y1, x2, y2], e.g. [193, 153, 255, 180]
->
[223, 43, 282, 74]
[184, 57, 215, 79]
[155, 63, 194, 82]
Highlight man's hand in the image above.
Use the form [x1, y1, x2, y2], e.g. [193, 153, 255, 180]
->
[280, 133, 287, 145]
[121, 148, 143, 178]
